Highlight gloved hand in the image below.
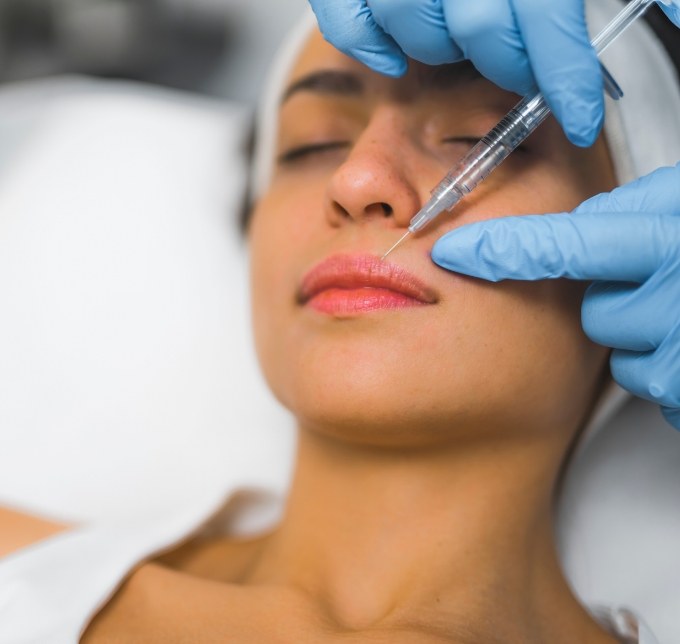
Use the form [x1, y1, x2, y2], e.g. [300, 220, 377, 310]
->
[431, 164, 680, 429]
[308, 0, 680, 147]
[660, 0, 680, 24]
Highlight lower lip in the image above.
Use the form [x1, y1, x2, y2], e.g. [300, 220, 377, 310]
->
[305, 288, 427, 315]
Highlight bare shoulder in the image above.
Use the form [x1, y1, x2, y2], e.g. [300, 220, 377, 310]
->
[80, 562, 198, 644]
[81, 535, 274, 643]
[80, 556, 312, 644]
[0, 508, 306, 643]
[0, 506, 69, 558]
[152, 532, 271, 582]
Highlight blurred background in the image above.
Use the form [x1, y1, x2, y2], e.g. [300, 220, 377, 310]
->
[0, 0, 306, 524]
[0, 0, 308, 103]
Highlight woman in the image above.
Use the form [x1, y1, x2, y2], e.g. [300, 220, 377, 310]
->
[79, 22, 643, 644]
[3, 4, 679, 643]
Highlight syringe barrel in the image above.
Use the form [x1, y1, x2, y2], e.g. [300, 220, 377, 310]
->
[440, 93, 551, 197]
[409, 94, 551, 233]
[409, 93, 553, 233]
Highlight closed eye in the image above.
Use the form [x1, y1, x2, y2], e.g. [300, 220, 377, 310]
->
[278, 141, 350, 164]
[442, 136, 529, 153]
[441, 136, 480, 147]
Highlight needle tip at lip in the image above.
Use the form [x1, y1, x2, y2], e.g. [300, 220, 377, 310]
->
[381, 231, 412, 261]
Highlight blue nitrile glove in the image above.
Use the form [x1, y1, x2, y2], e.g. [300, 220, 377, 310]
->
[431, 164, 680, 429]
[660, 0, 680, 25]
[308, 0, 680, 147]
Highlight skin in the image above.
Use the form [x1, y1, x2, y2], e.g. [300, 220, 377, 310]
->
[0, 507, 68, 559]
[15, 30, 620, 644]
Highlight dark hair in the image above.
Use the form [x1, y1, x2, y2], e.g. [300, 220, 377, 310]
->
[239, 120, 257, 235]
[643, 2, 680, 79]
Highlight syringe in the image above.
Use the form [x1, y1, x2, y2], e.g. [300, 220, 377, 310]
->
[382, 0, 656, 260]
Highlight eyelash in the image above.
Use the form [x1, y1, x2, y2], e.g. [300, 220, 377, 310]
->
[277, 136, 528, 165]
[442, 136, 528, 153]
[442, 136, 480, 147]
[278, 141, 349, 164]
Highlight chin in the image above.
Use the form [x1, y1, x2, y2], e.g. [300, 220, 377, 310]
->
[261, 340, 599, 450]
[260, 330, 500, 448]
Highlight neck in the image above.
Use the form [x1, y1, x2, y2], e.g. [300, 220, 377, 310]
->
[244, 427, 613, 643]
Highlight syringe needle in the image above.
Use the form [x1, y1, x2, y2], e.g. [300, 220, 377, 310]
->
[381, 231, 412, 261]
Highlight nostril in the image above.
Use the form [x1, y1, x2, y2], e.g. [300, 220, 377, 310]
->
[380, 203, 393, 217]
[332, 202, 352, 220]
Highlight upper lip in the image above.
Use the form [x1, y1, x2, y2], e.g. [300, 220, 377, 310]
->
[298, 253, 438, 305]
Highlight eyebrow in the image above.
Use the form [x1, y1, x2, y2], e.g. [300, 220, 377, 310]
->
[282, 70, 364, 104]
[424, 61, 484, 90]
[281, 61, 484, 105]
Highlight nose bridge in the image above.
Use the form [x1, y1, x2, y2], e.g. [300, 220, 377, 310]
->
[325, 106, 423, 227]
[351, 106, 413, 171]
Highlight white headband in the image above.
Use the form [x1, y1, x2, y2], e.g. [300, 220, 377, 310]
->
[251, 9, 317, 201]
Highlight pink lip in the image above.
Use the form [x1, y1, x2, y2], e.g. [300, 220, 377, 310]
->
[299, 254, 438, 316]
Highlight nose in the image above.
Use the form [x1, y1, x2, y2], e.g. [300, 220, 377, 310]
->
[324, 113, 423, 229]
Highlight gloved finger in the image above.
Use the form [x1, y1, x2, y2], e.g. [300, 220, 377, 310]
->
[308, 0, 408, 76]
[582, 272, 680, 351]
[511, 0, 604, 147]
[611, 321, 680, 408]
[573, 164, 680, 217]
[369, 0, 464, 65]
[658, 0, 680, 27]
[431, 212, 678, 283]
[442, 0, 536, 96]
[661, 406, 680, 431]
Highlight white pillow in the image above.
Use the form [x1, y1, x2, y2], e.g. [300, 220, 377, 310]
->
[0, 77, 294, 523]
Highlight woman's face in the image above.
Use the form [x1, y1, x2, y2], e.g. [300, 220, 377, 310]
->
[249, 30, 614, 447]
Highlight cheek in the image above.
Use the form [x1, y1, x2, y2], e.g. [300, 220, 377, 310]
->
[407, 277, 606, 434]
[443, 134, 615, 224]
[248, 188, 327, 407]
[455, 167, 596, 223]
